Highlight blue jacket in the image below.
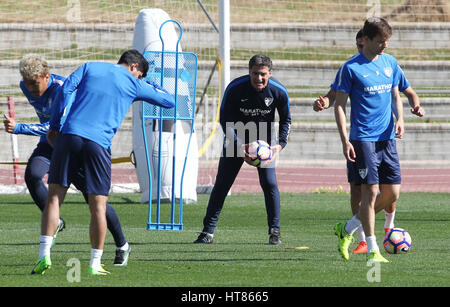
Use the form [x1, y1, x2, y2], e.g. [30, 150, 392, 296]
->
[50, 62, 175, 150]
[220, 75, 291, 153]
[15, 74, 68, 144]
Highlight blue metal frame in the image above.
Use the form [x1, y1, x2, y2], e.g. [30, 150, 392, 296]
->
[141, 20, 197, 231]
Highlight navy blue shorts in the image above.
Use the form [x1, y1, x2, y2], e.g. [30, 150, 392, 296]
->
[348, 139, 401, 185]
[48, 134, 111, 196]
[347, 160, 355, 183]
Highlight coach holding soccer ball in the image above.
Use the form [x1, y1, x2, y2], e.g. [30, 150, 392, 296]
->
[194, 54, 291, 245]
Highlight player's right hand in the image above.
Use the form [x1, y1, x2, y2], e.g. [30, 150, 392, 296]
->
[3, 114, 16, 133]
[343, 141, 356, 163]
[46, 129, 59, 148]
[313, 96, 328, 112]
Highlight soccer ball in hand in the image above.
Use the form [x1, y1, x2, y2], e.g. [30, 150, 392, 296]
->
[383, 228, 412, 254]
[245, 140, 272, 167]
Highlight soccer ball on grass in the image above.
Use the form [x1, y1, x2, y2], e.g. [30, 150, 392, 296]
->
[383, 228, 412, 254]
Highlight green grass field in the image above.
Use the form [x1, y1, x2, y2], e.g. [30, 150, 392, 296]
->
[0, 192, 449, 288]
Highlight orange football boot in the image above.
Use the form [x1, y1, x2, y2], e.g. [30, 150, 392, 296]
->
[352, 241, 368, 254]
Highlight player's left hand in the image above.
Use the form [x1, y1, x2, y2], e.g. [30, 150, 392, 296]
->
[410, 105, 425, 117]
[260, 144, 282, 168]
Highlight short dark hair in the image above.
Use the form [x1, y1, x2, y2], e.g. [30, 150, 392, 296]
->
[362, 17, 392, 40]
[249, 54, 272, 71]
[118, 49, 149, 78]
[356, 29, 363, 40]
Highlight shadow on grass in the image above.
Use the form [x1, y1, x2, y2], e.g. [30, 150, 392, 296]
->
[126, 241, 275, 246]
[132, 257, 307, 263]
[0, 242, 39, 246]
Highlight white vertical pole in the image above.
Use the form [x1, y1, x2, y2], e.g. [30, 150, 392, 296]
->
[219, 0, 230, 100]
[204, 94, 209, 158]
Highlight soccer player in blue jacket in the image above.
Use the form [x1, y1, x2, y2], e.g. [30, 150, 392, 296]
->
[194, 54, 291, 245]
[3, 54, 131, 266]
[333, 18, 405, 263]
[31, 50, 175, 276]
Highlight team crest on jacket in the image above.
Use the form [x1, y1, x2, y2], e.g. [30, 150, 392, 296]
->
[383, 67, 392, 78]
[264, 97, 274, 107]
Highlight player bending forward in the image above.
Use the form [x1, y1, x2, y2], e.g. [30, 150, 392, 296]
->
[31, 50, 175, 276]
[3, 54, 132, 267]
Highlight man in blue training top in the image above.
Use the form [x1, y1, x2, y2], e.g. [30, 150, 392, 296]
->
[31, 49, 175, 276]
[3, 54, 131, 267]
[333, 18, 404, 263]
[194, 54, 291, 245]
[313, 30, 424, 255]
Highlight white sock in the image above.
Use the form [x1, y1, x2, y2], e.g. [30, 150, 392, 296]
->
[117, 242, 129, 251]
[344, 215, 361, 235]
[89, 248, 103, 269]
[366, 236, 379, 253]
[357, 225, 366, 242]
[38, 235, 53, 260]
[384, 210, 396, 229]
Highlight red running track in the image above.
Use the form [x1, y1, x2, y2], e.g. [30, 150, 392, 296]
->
[221, 167, 450, 194]
[1, 166, 450, 193]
